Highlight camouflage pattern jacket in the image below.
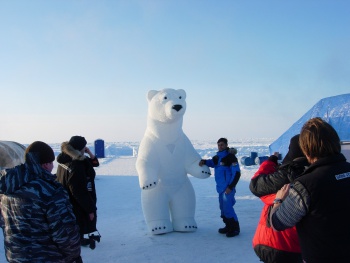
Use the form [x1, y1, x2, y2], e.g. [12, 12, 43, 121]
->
[0, 153, 81, 263]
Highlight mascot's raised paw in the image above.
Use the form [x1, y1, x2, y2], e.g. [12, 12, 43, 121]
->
[187, 160, 211, 179]
[141, 180, 158, 190]
[200, 166, 211, 178]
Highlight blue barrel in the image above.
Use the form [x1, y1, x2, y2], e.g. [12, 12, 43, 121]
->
[240, 156, 254, 166]
[94, 139, 105, 158]
[250, 152, 258, 159]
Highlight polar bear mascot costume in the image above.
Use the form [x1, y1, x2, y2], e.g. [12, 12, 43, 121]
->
[136, 89, 211, 235]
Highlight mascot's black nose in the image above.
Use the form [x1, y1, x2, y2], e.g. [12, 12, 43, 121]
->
[172, 104, 183, 112]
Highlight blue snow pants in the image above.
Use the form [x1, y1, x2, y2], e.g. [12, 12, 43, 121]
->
[219, 189, 238, 221]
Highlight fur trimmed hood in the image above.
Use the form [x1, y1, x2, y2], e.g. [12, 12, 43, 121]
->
[57, 141, 86, 164]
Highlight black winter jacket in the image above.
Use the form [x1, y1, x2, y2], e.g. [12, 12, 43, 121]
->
[292, 154, 350, 263]
[250, 157, 309, 198]
[56, 142, 99, 234]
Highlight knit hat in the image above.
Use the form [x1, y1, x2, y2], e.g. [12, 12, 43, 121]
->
[217, 138, 228, 145]
[282, 134, 304, 164]
[69, 136, 87, 151]
[25, 141, 55, 164]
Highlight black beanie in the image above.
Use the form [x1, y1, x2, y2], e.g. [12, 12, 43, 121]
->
[282, 134, 304, 164]
[69, 136, 87, 151]
[25, 141, 55, 164]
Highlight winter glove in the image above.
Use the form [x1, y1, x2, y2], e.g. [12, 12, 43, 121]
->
[286, 157, 309, 182]
[268, 155, 279, 165]
[199, 159, 206, 166]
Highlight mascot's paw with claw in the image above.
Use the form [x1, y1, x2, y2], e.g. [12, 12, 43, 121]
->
[149, 220, 173, 235]
[187, 161, 211, 179]
[141, 180, 158, 190]
[173, 217, 198, 232]
[200, 167, 211, 178]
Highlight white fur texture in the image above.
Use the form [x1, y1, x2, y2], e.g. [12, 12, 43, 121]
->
[0, 141, 26, 170]
[136, 89, 211, 234]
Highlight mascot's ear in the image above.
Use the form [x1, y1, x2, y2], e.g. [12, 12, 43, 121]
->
[147, 90, 158, 102]
[177, 89, 186, 100]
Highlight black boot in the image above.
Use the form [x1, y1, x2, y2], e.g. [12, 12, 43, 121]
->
[234, 221, 240, 233]
[89, 233, 101, 243]
[226, 218, 240, 237]
[80, 234, 90, 246]
[89, 238, 96, 250]
[218, 216, 229, 234]
[88, 231, 101, 250]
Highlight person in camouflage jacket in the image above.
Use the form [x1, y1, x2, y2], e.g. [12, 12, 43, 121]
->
[0, 141, 82, 263]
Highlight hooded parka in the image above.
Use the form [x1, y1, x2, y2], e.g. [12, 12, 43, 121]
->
[56, 142, 99, 235]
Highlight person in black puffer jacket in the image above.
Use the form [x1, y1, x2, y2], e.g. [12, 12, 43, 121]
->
[270, 117, 350, 263]
[56, 136, 100, 248]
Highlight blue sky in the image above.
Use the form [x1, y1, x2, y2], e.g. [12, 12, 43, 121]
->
[1, 0, 349, 144]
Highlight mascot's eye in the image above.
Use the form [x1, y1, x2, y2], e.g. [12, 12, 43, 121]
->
[179, 96, 182, 99]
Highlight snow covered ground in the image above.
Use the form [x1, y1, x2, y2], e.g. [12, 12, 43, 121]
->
[0, 139, 272, 263]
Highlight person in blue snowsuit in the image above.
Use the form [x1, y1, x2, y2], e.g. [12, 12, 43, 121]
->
[200, 138, 241, 237]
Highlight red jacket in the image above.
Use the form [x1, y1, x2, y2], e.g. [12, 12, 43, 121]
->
[251, 159, 301, 262]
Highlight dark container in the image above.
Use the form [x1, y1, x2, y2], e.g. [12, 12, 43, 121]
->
[94, 139, 105, 158]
